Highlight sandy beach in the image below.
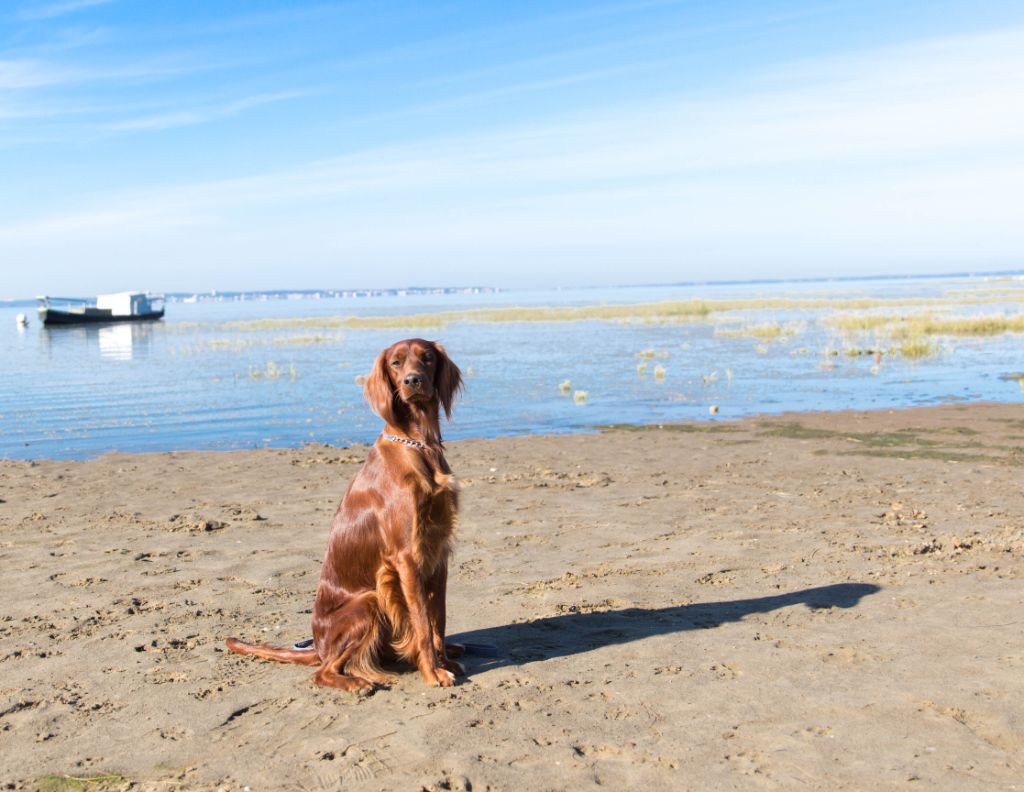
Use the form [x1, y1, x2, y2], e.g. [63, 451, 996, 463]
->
[2, 401, 1023, 790]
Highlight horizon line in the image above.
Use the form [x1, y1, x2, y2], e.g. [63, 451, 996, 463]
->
[4, 267, 1024, 306]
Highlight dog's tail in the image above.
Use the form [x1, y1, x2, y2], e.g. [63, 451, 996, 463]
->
[224, 637, 322, 666]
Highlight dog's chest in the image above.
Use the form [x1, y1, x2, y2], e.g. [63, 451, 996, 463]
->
[414, 478, 457, 574]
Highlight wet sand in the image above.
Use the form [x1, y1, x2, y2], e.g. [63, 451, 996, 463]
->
[1, 402, 1023, 790]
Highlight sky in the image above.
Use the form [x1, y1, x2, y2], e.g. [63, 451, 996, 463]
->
[2, 0, 1024, 297]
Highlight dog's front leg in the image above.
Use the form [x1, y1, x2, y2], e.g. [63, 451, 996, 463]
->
[426, 563, 465, 675]
[394, 551, 455, 687]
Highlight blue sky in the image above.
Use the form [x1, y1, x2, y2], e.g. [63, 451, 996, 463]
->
[2, 0, 1023, 297]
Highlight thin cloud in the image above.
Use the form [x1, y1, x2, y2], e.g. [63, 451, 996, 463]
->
[0, 58, 83, 89]
[17, 0, 114, 21]
[104, 90, 311, 132]
[0, 53, 240, 92]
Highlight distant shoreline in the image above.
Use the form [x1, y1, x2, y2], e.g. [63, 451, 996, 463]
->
[0, 285, 502, 308]
[3, 268, 1022, 307]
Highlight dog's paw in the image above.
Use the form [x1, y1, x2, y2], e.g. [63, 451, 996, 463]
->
[440, 657, 465, 677]
[423, 666, 456, 687]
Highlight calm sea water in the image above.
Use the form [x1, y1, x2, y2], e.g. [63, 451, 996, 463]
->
[2, 276, 1022, 460]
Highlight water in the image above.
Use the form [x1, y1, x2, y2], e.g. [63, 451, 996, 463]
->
[2, 275, 1022, 459]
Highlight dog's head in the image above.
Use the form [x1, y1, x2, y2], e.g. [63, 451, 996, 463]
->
[365, 339, 463, 426]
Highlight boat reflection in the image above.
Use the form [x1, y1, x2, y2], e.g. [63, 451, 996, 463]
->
[99, 324, 135, 360]
[40, 322, 155, 361]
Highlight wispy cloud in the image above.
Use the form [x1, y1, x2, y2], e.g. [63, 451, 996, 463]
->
[0, 53, 239, 92]
[0, 51, 273, 139]
[104, 90, 312, 132]
[17, 0, 114, 22]
[0, 57, 83, 89]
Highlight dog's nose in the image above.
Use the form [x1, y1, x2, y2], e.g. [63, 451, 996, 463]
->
[404, 374, 423, 387]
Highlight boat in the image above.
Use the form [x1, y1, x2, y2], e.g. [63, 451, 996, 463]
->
[37, 292, 165, 326]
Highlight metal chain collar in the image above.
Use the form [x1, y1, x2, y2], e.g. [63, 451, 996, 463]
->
[381, 433, 425, 449]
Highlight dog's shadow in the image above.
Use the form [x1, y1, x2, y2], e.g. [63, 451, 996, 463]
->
[450, 582, 880, 672]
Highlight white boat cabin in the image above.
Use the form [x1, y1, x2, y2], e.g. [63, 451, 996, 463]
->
[96, 292, 159, 317]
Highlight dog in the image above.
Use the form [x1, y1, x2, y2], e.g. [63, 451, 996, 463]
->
[226, 339, 465, 690]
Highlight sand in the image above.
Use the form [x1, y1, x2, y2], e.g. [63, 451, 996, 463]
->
[1, 402, 1023, 791]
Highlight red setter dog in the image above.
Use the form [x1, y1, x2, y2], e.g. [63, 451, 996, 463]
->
[226, 339, 465, 690]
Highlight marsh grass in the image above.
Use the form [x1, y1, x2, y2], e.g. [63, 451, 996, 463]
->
[224, 314, 449, 331]
[599, 421, 737, 433]
[833, 338, 931, 360]
[944, 281, 1024, 297]
[895, 315, 1024, 337]
[895, 338, 938, 358]
[714, 321, 803, 340]
[824, 313, 1020, 358]
[219, 299, 714, 332]
[271, 333, 346, 346]
[207, 338, 256, 351]
[171, 291, 1024, 335]
[36, 773, 130, 792]
[827, 314, 900, 333]
[210, 295, 1023, 333]
[249, 361, 300, 381]
[761, 422, 937, 446]
[179, 333, 344, 355]
[816, 447, 1002, 464]
[758, 421, 1021, 464]
[828, 312, 1024, 339]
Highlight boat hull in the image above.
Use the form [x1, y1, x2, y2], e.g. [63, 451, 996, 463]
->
[39, 307, 165, 326]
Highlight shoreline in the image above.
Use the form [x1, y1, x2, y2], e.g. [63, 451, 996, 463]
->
[1, 400, 1022, 789]
[5, 397, 1021, 464]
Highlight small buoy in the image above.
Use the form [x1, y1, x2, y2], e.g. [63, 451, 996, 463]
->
[558, 379, 572, 394]
[16, 313, 28, 327]
[709, 404, 719, 415]
[573, 390, 588, 404]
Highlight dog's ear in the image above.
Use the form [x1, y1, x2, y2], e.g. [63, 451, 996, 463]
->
[364, 349, 397, 425]
[432, 342, 463, 420]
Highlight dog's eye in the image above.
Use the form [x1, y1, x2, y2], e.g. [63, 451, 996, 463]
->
[391, 360, 401, 368]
